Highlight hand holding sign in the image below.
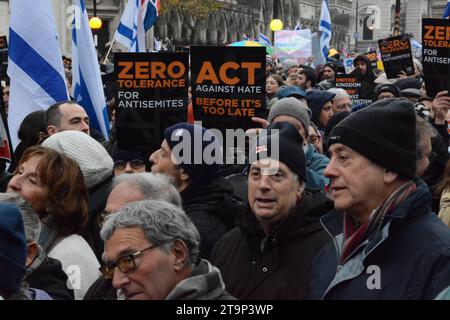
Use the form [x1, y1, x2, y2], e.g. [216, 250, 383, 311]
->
[432, 90, 450, 125]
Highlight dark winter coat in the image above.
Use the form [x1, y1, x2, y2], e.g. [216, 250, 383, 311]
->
[26, 257, 74, 300]
[83, 175, 114, 262]
[309, 178, 450, 300]
[181, 178, 245, 260]
[211, 190, 334, 299]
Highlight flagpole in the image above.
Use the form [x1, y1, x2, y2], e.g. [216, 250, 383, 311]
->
[103, 30, 117, 64]
[0, 84, 14, 163]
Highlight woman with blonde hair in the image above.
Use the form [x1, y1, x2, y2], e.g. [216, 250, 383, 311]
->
[7, 146, 99, 299]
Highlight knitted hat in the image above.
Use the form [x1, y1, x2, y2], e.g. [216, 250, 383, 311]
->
[164, 123, 221, 185]
[374, 83, 401, 98]
[42, 130, 114, 189]
[306, 90, 336, 127]
[0, 203, 27, 296]
[268, 97, 311, 134]
[249, 121, 306, 182]
[324, 111, 350, 138]
[327, 98, 417, 179]
[281, 59, 298, 73]
[401, 88, 423, 99]
[394, 77, 422, 90]
[276, 85, 307, 100]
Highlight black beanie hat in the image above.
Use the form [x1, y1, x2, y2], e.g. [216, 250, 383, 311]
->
[324, 111, 351, 138]
[327, 98, 417, 179]
[249, 122, 306, 182]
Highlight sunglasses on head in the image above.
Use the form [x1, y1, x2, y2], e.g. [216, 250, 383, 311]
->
[113, 159, 145, 170]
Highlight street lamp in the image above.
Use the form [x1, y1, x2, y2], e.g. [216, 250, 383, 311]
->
[270, 0, 283, 45]
[89, 1, 102, 47]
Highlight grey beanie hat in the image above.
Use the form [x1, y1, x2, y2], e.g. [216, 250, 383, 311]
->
[281, 59, 298, 73]
[42, 130, 114, 189]
[268, 97, 311, 133]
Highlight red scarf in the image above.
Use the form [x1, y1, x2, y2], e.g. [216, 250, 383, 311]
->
[340, 181, 416, 263]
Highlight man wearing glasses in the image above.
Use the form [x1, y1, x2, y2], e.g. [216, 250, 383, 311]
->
[112, 149, 149, 176]
[100, 200, 235, 300]
[84, 172, 182, 300]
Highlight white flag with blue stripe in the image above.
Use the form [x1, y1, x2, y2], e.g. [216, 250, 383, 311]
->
[72, 0, 110, 141]
[443, 0, 450, 19]
[293, 23, 301, 31]
[258, 33, 272, 47]
[7, 0, 69, 148]
[319, 0, 332, 60]
[116, 0, 159, 52]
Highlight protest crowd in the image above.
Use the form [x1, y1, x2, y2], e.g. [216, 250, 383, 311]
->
[2, 0, 450, 302]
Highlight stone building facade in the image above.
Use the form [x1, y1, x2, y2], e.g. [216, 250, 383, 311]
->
[0, 0, 446, 56]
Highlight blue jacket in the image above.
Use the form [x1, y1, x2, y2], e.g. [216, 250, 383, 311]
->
[305, 143, 329, 191]
[310, 178, 450, 299]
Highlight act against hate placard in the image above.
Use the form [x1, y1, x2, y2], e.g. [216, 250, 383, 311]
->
[422, 18, 450, 98]
[378, 34, 414, 79]
[115, 52, 189, 153]
[190, 46, 266, 133]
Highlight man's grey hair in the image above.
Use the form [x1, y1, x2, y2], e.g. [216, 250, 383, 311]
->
[101, 200, 200, 266]
[0, 193, 41, 242]
[416, 115, 437, 158]
[112, 172, 182, 207]
[328, 88, 350, 100]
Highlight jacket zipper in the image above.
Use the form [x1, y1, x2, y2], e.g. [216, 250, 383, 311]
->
[320, 219, 342, 272]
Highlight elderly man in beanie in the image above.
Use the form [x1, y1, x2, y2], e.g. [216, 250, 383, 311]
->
[267, 97, 330, 191]
[310, 98, 450, 300]
[211, 122, 333, 299]
[150, 123, 243, 259]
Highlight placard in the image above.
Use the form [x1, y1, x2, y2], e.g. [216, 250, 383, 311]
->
[378, 35, 414, 79]
[422, 18, 450, 98]
[190, 46, 266, 134]
[335, 75, 373, 106]
[115, 52, 189, 154]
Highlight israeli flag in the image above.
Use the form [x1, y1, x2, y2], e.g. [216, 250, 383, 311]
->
[72, 0, 110, 141]
[293, 23, 301, 31]
[258, 33, 272, 47]
[443, 0, 450, 19]
[319, 0, 332, 60]
[7, 0, 69, 148]
[116, 0, 159, 52]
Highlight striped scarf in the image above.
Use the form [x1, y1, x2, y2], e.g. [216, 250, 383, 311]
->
[340, 181, 416, 263]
